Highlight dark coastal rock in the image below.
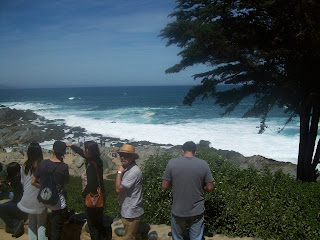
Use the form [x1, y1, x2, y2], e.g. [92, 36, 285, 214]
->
[136, 143, 296, 177]
[212, 148, 296, 177]
[0, 107, 67, 146]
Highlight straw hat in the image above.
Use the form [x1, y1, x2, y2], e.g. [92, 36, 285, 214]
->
[117, 144, 139, 159]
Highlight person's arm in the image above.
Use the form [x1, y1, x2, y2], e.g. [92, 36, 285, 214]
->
[67, 143, 86, 159]
[31, 176, 41, 189]
[161, 161, 172, 191]
[161, 179, 171, 190]
[115, 166, 127, 193]
[204, 182, 214, 192]
[203, 163, 214, 192]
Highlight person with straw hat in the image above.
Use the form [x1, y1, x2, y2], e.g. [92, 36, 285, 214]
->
[115, 144, 144, 240]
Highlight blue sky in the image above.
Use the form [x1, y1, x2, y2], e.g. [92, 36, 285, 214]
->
[0, 0, 207, 88]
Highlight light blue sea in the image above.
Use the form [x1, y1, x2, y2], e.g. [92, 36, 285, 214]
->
[0, 85, 300, 164]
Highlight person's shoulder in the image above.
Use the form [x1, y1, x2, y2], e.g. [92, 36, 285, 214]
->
[195, 157, 209, 164]
[168, 157, 180, 163]
[38, 159, 49, 167]
[60, 161, 69, 169]
[131, 164, 142, 173]
[126, 165, 142, 176]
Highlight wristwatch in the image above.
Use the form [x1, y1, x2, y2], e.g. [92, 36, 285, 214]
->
[117, 171, 123, 174]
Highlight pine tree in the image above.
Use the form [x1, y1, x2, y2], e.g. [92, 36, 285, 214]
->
[160, 0, 320, 181]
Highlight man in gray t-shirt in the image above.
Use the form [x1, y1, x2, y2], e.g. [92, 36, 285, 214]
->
[115, 144, 144, 240]
[162, 141, 214, 240]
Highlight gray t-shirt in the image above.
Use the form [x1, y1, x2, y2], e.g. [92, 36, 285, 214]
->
[162, 156, 214, 217]
[119, 163, 144, 218]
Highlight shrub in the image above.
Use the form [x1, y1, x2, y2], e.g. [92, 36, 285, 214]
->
[141, 147, 320, 239]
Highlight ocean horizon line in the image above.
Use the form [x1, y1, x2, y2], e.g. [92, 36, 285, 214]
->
[0, 84, 198, 90]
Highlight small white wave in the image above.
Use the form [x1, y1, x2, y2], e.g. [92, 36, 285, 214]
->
[4, 102, 59, 111]
[69, 97, 75, 100]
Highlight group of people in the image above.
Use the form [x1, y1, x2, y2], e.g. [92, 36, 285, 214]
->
[115, 141, 214, 240]
[0, 140, 214, 240]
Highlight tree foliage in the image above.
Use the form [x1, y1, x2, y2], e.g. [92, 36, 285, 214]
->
[160, 0, 320, 181]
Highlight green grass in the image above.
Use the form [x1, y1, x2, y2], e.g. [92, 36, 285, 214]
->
[66, 176, 120, 218]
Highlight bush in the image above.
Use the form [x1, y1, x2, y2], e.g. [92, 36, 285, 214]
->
[141, 147, 320, 240]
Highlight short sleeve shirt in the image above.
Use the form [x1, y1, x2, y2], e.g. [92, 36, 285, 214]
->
[119, 163, 144, 218]
[162, 156, 213, 217]
[34, 159, 69, 210]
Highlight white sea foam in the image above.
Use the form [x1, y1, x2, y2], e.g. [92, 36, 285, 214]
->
[5, 102, 59, 111]
[4, 102, 302, 164]
[58, 115, 300, 164]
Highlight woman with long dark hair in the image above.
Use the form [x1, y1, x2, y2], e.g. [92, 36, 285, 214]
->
[0, 162, 27, 238]
[66, 141, 106, 240]
[32, 141, 69, 240]
[18, 142, 47, 240]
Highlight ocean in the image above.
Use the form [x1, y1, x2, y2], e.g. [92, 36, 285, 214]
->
[0, 85, 301, 164]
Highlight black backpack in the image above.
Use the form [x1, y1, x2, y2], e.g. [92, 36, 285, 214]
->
[37, 161, 60, 205]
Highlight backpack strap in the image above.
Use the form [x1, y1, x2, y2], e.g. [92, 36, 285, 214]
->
[90, 161, 101, 187]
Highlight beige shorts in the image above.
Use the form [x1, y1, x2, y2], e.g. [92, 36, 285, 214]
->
[121, 217, 141, 240]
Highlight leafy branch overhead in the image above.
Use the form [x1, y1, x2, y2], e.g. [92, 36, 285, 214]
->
[160, 0, 319, 128]
[160, 0, 320, 182]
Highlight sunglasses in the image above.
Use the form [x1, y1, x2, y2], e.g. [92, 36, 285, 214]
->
[120, 153, 133, 159]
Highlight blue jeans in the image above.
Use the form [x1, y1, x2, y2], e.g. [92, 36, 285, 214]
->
[171, 213, 204, 240]
[0, 201, 27, 229]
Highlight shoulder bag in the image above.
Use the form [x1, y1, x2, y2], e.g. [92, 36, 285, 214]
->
[84, 161, 104, 208]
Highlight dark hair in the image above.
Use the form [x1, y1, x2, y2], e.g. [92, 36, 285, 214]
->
[55, 153, 64, 162]
[53, 141, 66, 162]
[182, 141, 197, 154]
[84, 141, 101, 159]
[25, 142, 43, 175]
[6, 162, 21, 181]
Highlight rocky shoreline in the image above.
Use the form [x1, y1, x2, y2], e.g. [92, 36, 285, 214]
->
[0, 105, 297, 177]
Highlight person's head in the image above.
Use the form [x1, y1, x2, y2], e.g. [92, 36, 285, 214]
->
[117, 144, 139, 168]
[6, 162, 21, 181]
[182, 141, 197, 156]
[84, 141, 100, 158]
[25, 142, 43, 174]
[53, 141, 66, 162]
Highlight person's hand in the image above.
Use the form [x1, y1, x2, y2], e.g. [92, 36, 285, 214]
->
[117, 165, 125, 173]
[66, 142, 72, 147]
